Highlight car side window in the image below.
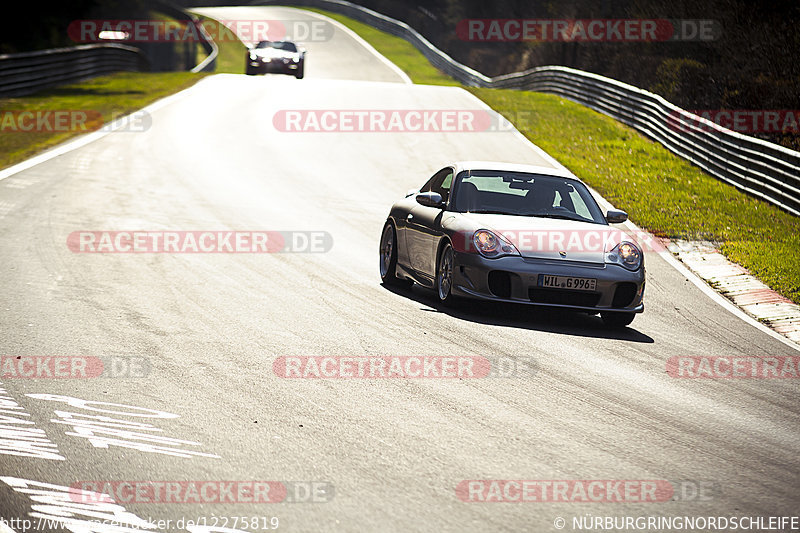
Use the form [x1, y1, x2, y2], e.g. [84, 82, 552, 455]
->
[427, 168, 454, 203]
[422, 168, 448, 192]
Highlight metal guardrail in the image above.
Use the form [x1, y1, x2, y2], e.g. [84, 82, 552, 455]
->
[190, 15, 218, 74]
[0, 44, 145, 97]
[494, 68, 800, 216]
[255, 0, 800, 216]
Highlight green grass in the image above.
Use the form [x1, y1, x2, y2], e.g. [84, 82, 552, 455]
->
[0, 72, 209, 170]
[309, 8, 800, 304]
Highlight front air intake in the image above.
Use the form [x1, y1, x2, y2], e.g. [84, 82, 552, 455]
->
[612, 282, 637, 308]
[488, 270, 512, 298]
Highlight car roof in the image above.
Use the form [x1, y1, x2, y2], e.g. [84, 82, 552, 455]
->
[452, 161, 579, 181]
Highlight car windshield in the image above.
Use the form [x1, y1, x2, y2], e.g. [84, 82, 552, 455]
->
[255, 41, 297, 52]
[451, 170, 606, 224]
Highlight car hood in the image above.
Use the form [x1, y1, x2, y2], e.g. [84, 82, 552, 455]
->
[457, 213, 627, 264]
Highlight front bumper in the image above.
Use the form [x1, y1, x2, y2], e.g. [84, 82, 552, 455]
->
[452, 252, 645, 313]
[249, 60, 300, 74]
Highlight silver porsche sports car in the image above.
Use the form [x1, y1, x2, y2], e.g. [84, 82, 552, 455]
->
[245, 40, 305, 78]
[379, 162, 645, 327]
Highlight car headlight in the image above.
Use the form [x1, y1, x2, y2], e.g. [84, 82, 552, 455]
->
[606, 241, 642, 271]
[472, 229, 520, 259]
[249, 52, 256, 60]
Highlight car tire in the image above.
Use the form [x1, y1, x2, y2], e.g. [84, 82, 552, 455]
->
[437, 243, 458, 306]
[295, 60, 305, 79]
[379, 222, 411, 288]
[601, 312, 635, 327]
[245, 65, 256, 75]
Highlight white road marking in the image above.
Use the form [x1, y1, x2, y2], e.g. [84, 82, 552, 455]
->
[0, 384, 64, 461]
[25, 394, 222, 459]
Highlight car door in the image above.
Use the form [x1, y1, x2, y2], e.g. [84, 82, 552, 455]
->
[407, 167, 454, 280]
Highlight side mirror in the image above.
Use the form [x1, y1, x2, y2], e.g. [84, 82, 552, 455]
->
[606, 209, 628, 224]
[416, 192, 445, 208]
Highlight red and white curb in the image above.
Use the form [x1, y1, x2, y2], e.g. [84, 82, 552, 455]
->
[666, 240, 800, 345]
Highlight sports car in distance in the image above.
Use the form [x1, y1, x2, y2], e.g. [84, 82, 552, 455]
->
[379, 162, 645, 327]
[245, 40, 305, 78]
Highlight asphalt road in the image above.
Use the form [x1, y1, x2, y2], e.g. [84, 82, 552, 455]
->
[1, 6, 798, 533]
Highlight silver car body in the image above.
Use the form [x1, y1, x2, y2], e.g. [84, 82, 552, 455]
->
[385, 161, 645, 314]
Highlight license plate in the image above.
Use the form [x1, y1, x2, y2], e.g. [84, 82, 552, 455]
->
[539, 275, 597, 291]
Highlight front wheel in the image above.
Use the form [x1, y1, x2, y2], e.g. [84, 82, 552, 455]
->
[295, 60, 305, 79]
[601, 312, 635, 328]
[437, 243, 458, 306]
[379, 222, 411, 288]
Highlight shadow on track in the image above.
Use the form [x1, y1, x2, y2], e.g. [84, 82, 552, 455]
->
[381, 283, 654, 343]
